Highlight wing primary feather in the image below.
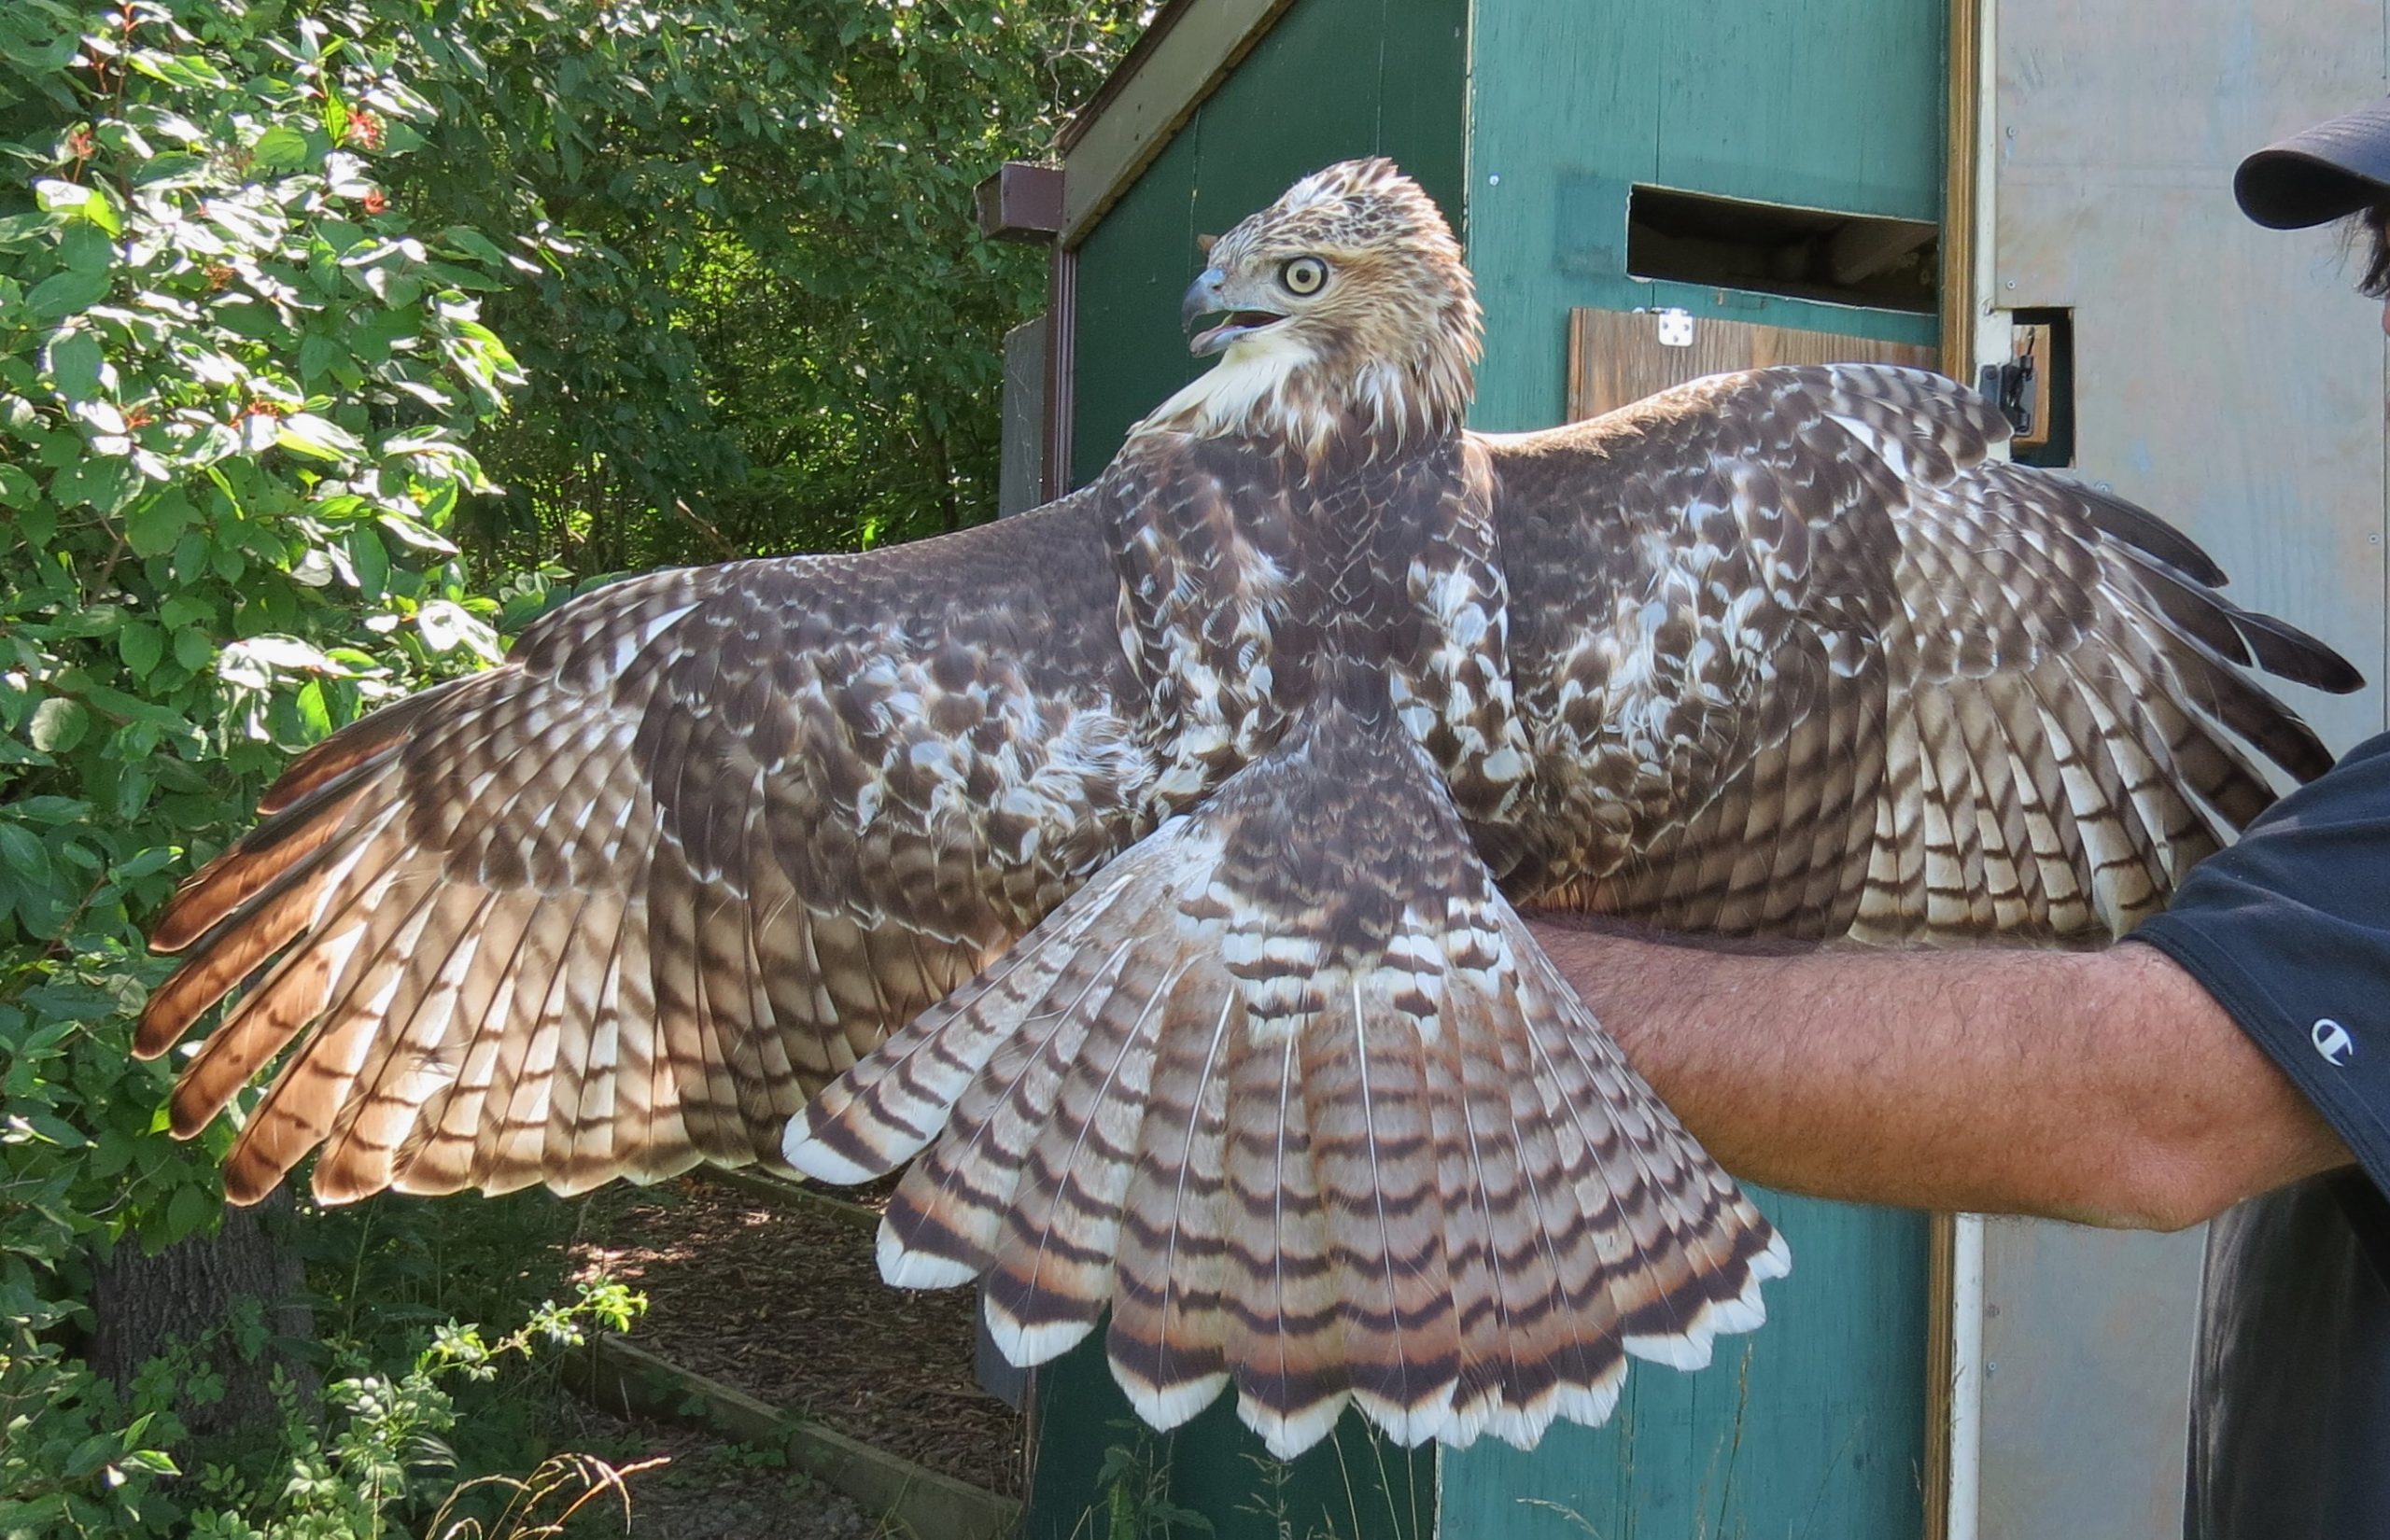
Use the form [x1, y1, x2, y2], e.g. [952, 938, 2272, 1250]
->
[138, 809, 389, 1057]
[148, 774, 390, 958]
[251, 678, 462, 818]
[223, 869, 453, 1203]
[313, 885, 511, 1201]
[394, 886, 578, 1194]
[2074, 484, 2229, 585]
[2224, 607, 2366, 694]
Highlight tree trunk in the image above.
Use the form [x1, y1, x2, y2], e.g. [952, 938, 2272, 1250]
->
[89, 1190, 317, 1435]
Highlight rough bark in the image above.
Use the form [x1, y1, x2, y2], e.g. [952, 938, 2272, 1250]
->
[89, 1190, 316, 1435]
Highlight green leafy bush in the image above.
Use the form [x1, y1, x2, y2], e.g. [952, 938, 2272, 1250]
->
[2, 0, 1144, 1530]
[181, 1281, 644, 1540]
[0, 0, 518, 1236]
[391, 0, 1147, 567]
[1, 1, 531, 1531]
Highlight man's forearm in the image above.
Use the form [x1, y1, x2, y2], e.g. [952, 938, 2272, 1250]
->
[1526, 917, 2350, 1228]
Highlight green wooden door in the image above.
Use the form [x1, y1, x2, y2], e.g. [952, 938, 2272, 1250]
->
[1438, 1189, 1930, 1540]
[1026, 0, 1467, 1531]
[1442, 3, 1947, 1536]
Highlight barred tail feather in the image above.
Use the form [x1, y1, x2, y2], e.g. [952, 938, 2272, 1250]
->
[783, 707, 1785, 1457]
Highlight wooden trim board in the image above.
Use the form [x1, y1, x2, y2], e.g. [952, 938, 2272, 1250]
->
[1566, 308, 1938, 422]
[1939, 0, 1983, 381]
[1923, 1211, 1959, 1540]
[1058, 0, 1295, 245]
[1931, 6, 1989, 1533]
[696, 1166, 879, 1234]
[570, 1334, 1021, 1540]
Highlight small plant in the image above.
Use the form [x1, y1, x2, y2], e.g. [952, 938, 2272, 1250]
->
[1085, 1425, 1212, 1540]
[0, 1297, 189, 1535]
[179, 1280, 645, 1540]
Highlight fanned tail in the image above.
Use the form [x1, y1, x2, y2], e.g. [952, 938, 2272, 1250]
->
[783, 701, 1785, 1456]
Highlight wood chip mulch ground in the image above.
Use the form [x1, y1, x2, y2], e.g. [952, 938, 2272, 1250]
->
[569, 1173, 1026, 1500]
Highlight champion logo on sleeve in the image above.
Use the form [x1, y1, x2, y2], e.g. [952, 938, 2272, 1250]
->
[2313, 1018, 2356, 1068]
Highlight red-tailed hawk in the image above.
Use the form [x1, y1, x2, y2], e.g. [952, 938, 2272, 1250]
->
[140, 160, 2356, 1456]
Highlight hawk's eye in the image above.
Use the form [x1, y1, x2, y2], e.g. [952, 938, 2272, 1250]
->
[1280, 257, 1328, 296]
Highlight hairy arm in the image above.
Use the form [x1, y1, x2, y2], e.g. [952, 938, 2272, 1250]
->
[1528, 916, 2352, 1229]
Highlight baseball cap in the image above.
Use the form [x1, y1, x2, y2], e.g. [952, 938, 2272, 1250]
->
[2236, 97, 2390, 229]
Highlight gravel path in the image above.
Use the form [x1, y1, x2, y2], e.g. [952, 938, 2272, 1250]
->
[550, 1401, 879, 1540]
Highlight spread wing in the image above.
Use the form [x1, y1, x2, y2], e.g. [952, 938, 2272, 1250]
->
[1482, 363, 2359, 942]
[138, 493, 1158, 1204]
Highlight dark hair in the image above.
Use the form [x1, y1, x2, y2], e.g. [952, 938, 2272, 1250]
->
[2361, 203, 2390, 299]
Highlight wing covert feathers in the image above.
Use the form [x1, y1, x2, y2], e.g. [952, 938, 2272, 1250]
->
[137, 500, 1151, 1205]
[784, 705, 1785, 1458]
[1486, 362, 2357, 944]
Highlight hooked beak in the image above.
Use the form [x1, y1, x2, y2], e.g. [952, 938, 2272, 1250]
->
[1181, 268, 1286, 357]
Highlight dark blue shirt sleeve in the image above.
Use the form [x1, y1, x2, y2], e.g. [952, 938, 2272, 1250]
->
[2130, 732, 2390, 1200]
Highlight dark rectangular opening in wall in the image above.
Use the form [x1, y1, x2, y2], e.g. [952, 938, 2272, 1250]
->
[2007, 307, 2075, 469]
[1626, 185, 1939, 315]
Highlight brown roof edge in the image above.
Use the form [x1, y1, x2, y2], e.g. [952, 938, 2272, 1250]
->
[1055, 0, 1198, 155]
[1052, 0, 1297, 245]
[974, 162, 1065, 243]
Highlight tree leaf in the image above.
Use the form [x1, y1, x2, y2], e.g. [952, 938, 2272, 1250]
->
[417, 599, 501, 662]
[172, 626, 213, 672]
[42, 331, 103, 400]
[274, 412, 367, 461]
[162, 1182, 214, 1246]
[27, 269, 109, 320]
[49, 455, 137, 514]
[32, 179, 118, 236]
[347, 523, 390, 597]
[0, 463, 38, 510]
[376, 508, 458, 554]
[439, 226, 509, 268]
[252, 124, 312, 169]
[118, 623, 163, 679]
[28, 696, 88, 753]
[125, 486, 197, 557]
[57, 222, 113, 274]
[299, 331, 346, 384]
[0, 821, 47, 878]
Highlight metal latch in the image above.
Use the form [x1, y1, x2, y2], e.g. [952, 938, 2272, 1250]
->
[1976, 356, 2034, 439]
[1976, 323, 2054, 448]
[1653, 307, 1694, 347]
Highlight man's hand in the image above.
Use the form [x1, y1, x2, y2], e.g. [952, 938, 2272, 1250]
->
[1526, 916, 2352, 1228]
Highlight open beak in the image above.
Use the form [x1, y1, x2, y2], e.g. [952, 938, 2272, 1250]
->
[1181, 268, 1286, 357]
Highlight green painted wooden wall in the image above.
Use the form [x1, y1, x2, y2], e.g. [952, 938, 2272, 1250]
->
[1066, 0, 1469, 487]
[1031, 0, 1465, 1532]
[1436, 1188, 1931, 1540]
[1465, 0, 1947, 432]
[1441, 3, 1947, 1536]
[1049, 2, 1949, 1536]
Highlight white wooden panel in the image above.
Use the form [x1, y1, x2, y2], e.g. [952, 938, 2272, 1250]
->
[1982, 7, 2388, 1539]
[1976, 1219, 2207, 1540]
[1995, 0, 2387, 752]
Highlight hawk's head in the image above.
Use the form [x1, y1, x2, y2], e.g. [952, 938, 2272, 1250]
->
[1157, 159, 1481, 453]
